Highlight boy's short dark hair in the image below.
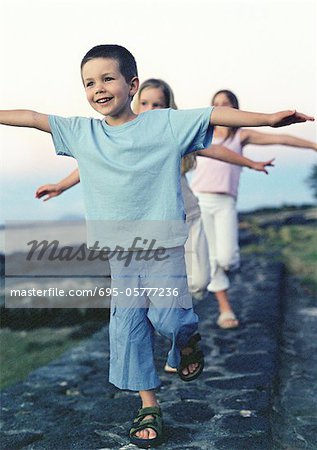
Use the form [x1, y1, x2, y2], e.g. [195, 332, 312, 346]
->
[81, 45, 138, 83]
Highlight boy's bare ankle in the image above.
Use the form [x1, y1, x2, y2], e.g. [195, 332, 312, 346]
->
[139, 390, 159, 409]
[142, 401, 159, 408]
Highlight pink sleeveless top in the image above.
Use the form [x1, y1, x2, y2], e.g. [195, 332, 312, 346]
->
[191, 130, 243, 198]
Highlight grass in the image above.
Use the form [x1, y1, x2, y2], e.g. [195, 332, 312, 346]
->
[241, 222, 317, 294]
[0, 326, 83, 388]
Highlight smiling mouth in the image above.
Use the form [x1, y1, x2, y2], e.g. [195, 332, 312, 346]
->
[96, 97, 113, 104]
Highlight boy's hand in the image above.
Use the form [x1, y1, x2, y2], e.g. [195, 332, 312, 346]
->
[270, 110, 314, 128]
[35, 184, 62, 201]
[249, 158, 275, 175]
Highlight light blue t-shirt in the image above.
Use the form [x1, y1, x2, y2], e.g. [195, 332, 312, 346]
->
[49, 107, 213, 250]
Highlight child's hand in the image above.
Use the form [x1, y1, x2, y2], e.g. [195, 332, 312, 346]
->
[250, 158, 275, 175]
[35, 184, 62, 201]
[270, 110, 314, 128]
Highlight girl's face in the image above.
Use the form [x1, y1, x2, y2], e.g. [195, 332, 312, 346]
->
[138, 87, 167, 112]
[212, 92, 233, 108]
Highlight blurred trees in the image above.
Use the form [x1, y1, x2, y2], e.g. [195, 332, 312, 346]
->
[306, 165, 317, 200]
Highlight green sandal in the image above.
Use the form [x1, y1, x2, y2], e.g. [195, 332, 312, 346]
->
[177, 333, 204, 382]
[129, 406, 163, 448]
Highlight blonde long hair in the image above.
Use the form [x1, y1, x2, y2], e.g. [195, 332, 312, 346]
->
[134, 78, 196, 175]
[134, 78, 178, 111]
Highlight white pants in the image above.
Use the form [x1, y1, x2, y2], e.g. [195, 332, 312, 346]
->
[185, 215, 210, 297]
[196, 193, 240, 292]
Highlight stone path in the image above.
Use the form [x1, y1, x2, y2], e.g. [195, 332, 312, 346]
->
[272, 276, 317, 450]
[0, 253, 283, 450]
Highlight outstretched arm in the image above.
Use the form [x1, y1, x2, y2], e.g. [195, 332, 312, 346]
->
[210, 107, 314, 129]
[197, 145, 274, 174]
[0, 110, 50, 132]
[240, 129, 317, 151]
[36, 169, 80, 201]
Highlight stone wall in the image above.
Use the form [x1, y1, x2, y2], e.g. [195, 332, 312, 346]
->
[0, 253, 283, 450]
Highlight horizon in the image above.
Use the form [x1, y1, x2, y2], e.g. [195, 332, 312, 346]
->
[1, 162, 316, 226]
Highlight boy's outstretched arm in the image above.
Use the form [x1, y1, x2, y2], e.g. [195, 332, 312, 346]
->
[210, 107, 314, 128]
[36, 169, 80, 201]
[0, 110, 50, 132]
[197, 145, 274, 174]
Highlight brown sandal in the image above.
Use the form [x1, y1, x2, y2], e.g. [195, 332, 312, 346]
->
[177, 333, 204, 381]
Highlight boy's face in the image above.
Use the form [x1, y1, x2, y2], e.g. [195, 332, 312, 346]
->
[82, 57, 138, 122]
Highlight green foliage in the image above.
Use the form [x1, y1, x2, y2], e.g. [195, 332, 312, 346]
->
[242, 221, 317, 294]
[306, 165, 317, 200]
[0, 327, 82, 388]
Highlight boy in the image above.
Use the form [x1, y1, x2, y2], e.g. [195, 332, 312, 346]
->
[1, 44, 314, 448]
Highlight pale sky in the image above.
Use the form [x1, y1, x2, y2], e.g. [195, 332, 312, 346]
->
[1, 0, 316, 222]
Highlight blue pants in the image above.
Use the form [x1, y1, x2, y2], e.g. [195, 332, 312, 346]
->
[108, 246, 199, 391]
